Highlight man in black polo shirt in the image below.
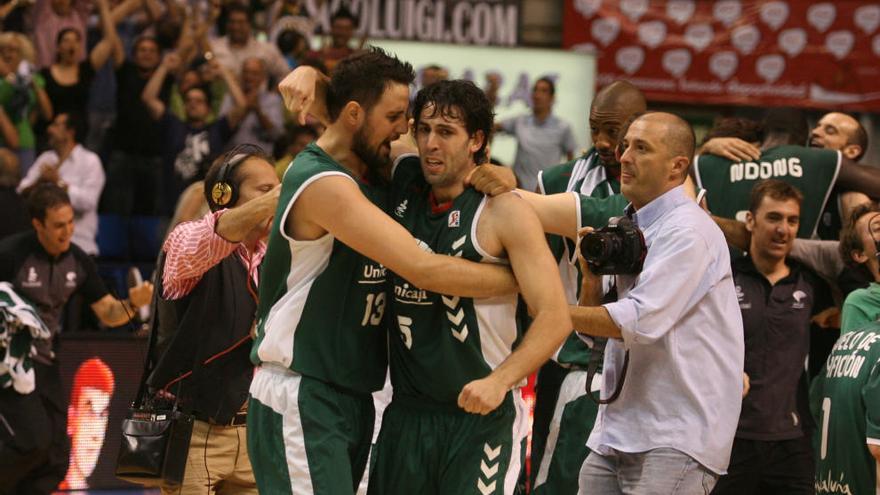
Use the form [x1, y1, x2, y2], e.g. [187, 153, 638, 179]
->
[712, 179, 833, 495]
[0, 184, 152, 494]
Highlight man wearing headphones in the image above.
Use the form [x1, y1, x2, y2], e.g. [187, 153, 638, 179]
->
[148, 144, 280, 494]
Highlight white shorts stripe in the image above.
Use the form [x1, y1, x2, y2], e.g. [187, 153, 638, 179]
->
[250, 365, 313, 494]
[503, 390, 530, 495]
[533, 370, 591, 488]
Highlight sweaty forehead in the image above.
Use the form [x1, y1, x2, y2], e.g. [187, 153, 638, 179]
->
[757, 195, 800, 214]
[860, 211, 880, 231]
[623, 116, 656, 139]
[238, 157, 276, 181]
[375, 83, 410, 111]
[589, 106, 627, 127]
[420, 102, 464, 124]
[821, 112, 858, 133]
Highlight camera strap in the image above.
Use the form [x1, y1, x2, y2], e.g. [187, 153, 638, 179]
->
[585, 338, 628, 405]
[584, 282, 628, 405]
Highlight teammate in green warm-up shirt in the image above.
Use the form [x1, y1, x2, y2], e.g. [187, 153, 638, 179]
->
[810, 323, 880, 495]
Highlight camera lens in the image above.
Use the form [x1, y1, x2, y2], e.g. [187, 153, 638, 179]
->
[581, 234, 610, 262]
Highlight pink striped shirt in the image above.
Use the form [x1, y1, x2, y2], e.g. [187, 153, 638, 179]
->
[162, 210, 266, 301]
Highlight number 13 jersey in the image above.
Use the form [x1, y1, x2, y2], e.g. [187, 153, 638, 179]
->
[251, 143, 388, 395]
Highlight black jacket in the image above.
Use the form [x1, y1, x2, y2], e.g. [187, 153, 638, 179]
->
[148, 252, 256, 424]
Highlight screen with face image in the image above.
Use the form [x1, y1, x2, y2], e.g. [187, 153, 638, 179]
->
[58, 334, 147, 490]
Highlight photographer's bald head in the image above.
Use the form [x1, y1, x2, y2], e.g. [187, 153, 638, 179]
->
[618, 111, 695, 210]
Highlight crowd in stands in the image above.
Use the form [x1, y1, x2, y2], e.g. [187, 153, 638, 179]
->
[0, 2, 879, 494]
[0, 0, 364, 266]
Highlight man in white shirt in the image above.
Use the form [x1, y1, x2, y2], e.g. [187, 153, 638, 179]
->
[495, 77, 577, 192]
[569, 112, 744, 494]
[18, 113, 104, 255]
[210, 3, 289, 83]
[219, 58, 284, 154]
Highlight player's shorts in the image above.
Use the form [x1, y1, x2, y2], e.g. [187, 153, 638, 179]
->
[367, 391, 529, 495]
[247, 364, 374, 495]
[531, 370, 600, 495]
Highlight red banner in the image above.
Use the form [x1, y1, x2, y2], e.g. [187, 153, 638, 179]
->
[562, 0, 880, 111]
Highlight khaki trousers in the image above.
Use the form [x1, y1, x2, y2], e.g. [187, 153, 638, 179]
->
[161, 419, 257, 495]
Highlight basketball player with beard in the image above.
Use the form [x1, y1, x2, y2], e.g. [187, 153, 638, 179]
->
[248, 48, 519, 494]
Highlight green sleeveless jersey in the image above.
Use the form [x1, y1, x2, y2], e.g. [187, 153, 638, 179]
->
[251, 143, 388, 394]
[810, 323, 880, 495]
[537, 149, 625, 368]
[387, 157, 522, 405]
[694, 145, 841, 238]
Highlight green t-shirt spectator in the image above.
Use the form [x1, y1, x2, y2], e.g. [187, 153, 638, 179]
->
[841, 283, 880, 334]
[0, 73, 45, 151]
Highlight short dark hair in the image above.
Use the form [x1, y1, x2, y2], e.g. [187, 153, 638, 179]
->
[326, 47, 414, 122]
[277, 29, 306, 55]
[58, 112, 85, 143]
[331, 7, 358, 25]
[839, 202, 880, 266]
[25, 182, 71, 221]
[55, 27, 81, 46]
[413, 80, 494, 165]
[132, 35, 158, 52]
[847, 115, 869, 161]
[203, 144, 271, 211]
[702, 117, 763, 145]
[183, 86, 211, 106]
[534, 77, 555, 96]
[762, 107, 808, 146]
[748, 179, 803, 214]
[225, 3, 251, 21]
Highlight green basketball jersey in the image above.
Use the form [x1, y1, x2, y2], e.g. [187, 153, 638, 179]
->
[536, 149, 624, 368]
[386, 157, 522, 405]
[810, 323, 880, 495]
[251, 143, 388, 394]
[694, 145, 841, 238]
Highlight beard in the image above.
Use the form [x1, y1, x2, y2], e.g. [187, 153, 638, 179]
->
[352, 126, 390, 182]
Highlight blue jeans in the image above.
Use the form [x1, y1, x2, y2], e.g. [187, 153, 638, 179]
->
[578, 448, 718, 495]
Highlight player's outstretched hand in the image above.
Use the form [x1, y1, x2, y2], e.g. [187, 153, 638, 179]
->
[466, 164, 516, 196]
[458, 376, 506, 415]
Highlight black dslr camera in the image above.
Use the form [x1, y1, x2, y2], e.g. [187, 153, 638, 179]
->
[579, 216, 647, 275]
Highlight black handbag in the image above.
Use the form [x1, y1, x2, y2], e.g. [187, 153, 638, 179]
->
[115, 256, 194, 487]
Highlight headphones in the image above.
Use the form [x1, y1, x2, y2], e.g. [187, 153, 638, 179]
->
[208, 144, 265, 211]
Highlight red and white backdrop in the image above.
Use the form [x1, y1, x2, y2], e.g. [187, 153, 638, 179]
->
[562, 0, 880, 111]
